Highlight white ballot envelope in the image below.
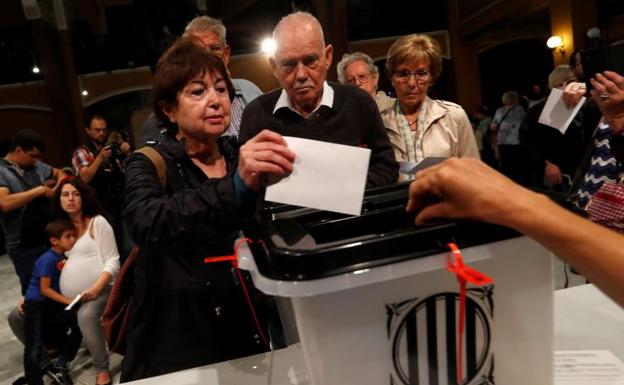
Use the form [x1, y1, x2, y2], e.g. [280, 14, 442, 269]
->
[265, 136, 371, 216]
[65, 293, 83, 310]
[538, 88, 585, 135]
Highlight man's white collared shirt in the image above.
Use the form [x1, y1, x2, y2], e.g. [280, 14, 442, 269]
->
[273, 81, 334, 118]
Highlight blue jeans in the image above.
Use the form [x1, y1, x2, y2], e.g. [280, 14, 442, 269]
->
[24, 300, 82, 385]
[9, 245, 48, 296]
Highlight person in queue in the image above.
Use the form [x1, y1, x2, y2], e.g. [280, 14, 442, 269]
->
[525, 65, 587, 189]
[406, 71, 624, 308]
[0, 130, 66, 295]
[121, 38, 295, 381]
[55, 178, 120, 385]
[380, 34, 479, 176]
[490, 90, 527, 183]
[139, 16, 263, 146]
[238, 12, 398, 188]
[336, 51, 394, 110]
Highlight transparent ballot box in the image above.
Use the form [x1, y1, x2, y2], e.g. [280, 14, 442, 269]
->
[240, 183, 554, 385]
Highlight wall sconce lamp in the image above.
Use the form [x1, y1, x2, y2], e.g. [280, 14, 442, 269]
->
[547, 35, 565, 56]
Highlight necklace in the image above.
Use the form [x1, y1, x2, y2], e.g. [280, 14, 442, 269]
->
[407, 119, 417, 125]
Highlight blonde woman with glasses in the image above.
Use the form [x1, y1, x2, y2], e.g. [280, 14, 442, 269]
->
[381, 34, 478, 178]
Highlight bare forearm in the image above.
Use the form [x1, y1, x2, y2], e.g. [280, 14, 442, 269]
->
[508, 192, 624, 307]
[93, 271, 112, 292]
[78, 157, 103, 183]
[41, 287, 72, 306]
[0, 186, 46, 212]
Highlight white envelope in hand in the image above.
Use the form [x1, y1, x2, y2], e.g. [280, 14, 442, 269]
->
[538, 88, 585, 135]
[265, 136, 371, 216]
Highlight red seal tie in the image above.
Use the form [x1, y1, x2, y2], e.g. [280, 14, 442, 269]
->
[446, 243, 493, 384]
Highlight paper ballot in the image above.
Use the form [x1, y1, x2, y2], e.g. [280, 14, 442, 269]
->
[265, 137, 371, 216]
[538, 88, 586, 135]
[554, 350, 624, 384]
[65, 293, 83, 310]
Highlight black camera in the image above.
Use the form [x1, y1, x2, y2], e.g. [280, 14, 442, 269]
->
[108, 142, 124, 161]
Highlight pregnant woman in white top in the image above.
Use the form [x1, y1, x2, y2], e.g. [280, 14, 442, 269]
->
[56, 178, 119, 385]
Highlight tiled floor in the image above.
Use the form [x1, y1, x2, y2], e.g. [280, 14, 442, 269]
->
[0, 252, 585, 385]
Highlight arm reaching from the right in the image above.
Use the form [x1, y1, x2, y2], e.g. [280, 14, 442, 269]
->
[406, 157, 624, 308]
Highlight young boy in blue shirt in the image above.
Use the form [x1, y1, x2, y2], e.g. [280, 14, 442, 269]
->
[23, 219, 82, 385]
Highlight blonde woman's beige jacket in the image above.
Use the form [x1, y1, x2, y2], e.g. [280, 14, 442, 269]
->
[381, 96, 480, 162]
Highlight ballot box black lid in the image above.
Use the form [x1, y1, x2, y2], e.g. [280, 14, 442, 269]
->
[244, 182, 521, 281]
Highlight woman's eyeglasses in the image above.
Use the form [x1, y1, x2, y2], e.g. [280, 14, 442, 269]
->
[393, 69, 430, 82]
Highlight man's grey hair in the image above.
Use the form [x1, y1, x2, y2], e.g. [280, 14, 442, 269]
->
[502, 90, 519, 105]
[336, 52, 379, 84]
[272, 11, 325, 48]
[183, 16, 227, 45]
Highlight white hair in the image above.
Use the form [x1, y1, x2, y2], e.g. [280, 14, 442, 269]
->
[336, 52, 379, 84]
[548, 65, 575, 90]
[183, 16, 227, 44]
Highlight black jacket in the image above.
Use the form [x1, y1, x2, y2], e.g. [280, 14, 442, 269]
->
[120, 137, 269, 382]
[526, 100, 588, 177]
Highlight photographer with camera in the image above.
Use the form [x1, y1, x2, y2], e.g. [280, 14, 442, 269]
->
[72, 114, 132, 258]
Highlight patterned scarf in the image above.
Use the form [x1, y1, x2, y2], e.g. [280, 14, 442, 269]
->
[576, 122, 621, 209]
[395, 101, 427, 165]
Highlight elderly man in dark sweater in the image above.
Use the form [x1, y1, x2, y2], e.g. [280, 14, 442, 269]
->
[239, 12, 398, 188]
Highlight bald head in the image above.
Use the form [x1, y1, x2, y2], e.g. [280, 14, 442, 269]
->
[273, 12, 325, 51]
[269, 12, 333, 117]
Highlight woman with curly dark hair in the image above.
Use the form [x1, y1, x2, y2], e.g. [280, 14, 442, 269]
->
[55, 177, 119, 385]
[121, 37, 295, 381]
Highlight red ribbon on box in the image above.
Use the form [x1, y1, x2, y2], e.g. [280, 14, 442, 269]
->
[204, 238, 270, 348]
[446, 243, 493, 384]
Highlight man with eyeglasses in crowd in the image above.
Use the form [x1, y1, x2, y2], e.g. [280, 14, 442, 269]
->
[239, 12, 398, 188]
[337, 52, 394, 111]
[140, 16, 263, 145]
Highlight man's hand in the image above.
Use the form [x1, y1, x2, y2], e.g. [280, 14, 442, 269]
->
[97, 145, 113, 161]
[36, 185, 55, 199]
[406, 157, 536, 226]
[42, 186, 55, 199]
[591, 71, 624, 134]
[544, 161, 562, 185]
[120, 142, 131, 155]
[238, 129, 296, 190]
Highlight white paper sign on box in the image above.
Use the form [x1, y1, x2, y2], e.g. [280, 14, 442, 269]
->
[554, 350, 624, 385]
[265, 136, 371, 216]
